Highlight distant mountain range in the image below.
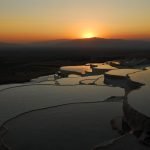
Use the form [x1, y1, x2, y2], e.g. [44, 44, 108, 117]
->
[1, 38, 150, 50]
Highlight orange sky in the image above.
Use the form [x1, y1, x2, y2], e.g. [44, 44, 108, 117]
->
[0, 0, 150, 42]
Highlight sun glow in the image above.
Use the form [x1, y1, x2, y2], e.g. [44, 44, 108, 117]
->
[82, 32, 96, 38]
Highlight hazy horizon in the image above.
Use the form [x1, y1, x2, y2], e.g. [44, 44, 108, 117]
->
[0, 37, 150, 45]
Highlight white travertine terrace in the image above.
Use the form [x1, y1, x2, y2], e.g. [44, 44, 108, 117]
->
[94, 64, 117, 70]
[128, 68, 150, 117]
[0, 61, 150, 150]
[85, 63, 117, 75]
[105, 69, 140, 77]
[130, 69, 150, 84]
[0, 83, 123, 126]
[92, 64, 117, 74]
[146, 66, 150, 70]
[86, 63, 102, 67]
[129, 85, 150, 117]
[57, 75, 104, 85]
[31, 75, 55, 82]
[110, 61, 120, 65]
[60, 63, 117, 76]
[60, 65, 92, 75]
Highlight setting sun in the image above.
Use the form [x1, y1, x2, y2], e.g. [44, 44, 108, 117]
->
[82, 32, 96, 39]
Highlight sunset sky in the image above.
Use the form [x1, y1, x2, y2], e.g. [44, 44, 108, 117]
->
[0, 0, 150, 42]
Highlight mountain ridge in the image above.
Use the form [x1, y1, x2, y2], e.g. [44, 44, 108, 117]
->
[0, 38, 150, 50]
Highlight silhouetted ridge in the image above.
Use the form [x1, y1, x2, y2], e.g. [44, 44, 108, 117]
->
[0, 38, 150, 49]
